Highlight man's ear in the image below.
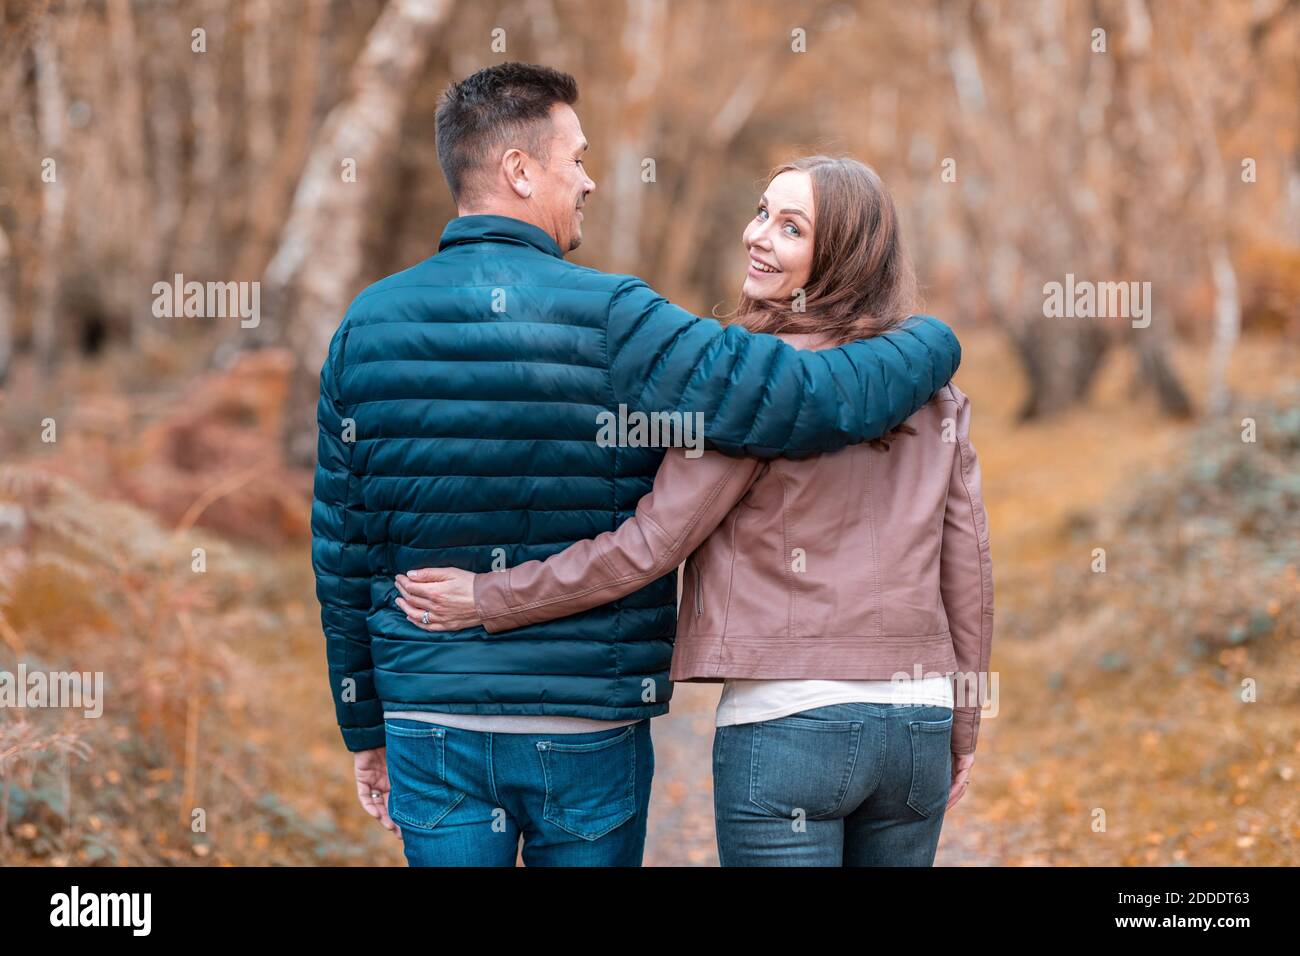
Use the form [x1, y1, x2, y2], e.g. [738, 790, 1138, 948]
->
[501, 147, 532, 199]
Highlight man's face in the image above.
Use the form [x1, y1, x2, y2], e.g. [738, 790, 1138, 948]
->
[534, 103, 595, 252]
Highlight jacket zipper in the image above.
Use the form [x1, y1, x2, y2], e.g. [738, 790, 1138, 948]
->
[693, 562, 703, 616]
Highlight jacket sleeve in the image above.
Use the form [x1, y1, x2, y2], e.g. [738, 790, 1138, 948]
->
[937, 388, 995, 756]
[474, 448, 764, 632]
[311, 334, 385, 753]
[605, 277, 960, 459]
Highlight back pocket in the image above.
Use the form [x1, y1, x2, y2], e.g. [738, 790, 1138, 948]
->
[537, 725, 638, 841]
[748, 715, 863, 820]
[905, 715, 953, 819]
[384, 720, 465, 831]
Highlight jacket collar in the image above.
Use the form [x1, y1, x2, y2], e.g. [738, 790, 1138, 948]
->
[438, 214, 565, 259]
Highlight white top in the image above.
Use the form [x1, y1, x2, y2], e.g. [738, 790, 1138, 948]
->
[715, 675, 953, 727]
[383, 711, 638, 733]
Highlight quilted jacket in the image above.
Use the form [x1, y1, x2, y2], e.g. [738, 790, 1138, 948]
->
[311, 214, 961, 752]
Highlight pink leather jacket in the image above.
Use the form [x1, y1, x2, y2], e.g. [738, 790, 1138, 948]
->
[474, 332, 994, 754]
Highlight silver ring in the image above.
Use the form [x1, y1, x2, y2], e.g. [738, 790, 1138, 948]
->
[422, 610, 430, 625]
[370, 791, 381, 799]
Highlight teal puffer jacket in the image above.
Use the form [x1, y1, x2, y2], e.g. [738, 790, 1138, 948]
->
[312, 214, 960, 752]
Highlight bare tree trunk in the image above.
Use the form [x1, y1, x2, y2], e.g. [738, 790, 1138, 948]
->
[105, 0, 157, 345]
[1115, 0, 1192, 417]
[243, 0, 276, 184]
[266, 0, 455, 462]
[0, 223, 12, 385]
[172, 0, 225, 284]
[32, 21, 66, 371]
[1205, 241, 1241, 417]
[942, 0, 1115, 419]
[233, 0, 327, 287]
[1288, 146, 1300, 241]
[147, 40, 185, 278]
[1175, 19, 1240, 416]
[1010, 320, 1110, 421]
[609, 0, 666, 273]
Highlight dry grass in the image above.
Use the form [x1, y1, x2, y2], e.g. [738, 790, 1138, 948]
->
[933, 329, 1300, 865]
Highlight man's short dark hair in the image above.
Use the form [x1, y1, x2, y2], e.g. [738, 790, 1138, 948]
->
[435, 62, 579, 205]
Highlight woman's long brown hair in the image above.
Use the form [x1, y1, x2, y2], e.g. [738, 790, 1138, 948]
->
[726, 154, 920, 344]
[722, 155, 923, 447]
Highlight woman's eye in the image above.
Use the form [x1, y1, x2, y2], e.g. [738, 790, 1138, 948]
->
[756, 207, 768, 221]
[783, 222, 799, 236]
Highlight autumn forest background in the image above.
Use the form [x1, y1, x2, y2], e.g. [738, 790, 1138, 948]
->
[0, 0, 1298, 866]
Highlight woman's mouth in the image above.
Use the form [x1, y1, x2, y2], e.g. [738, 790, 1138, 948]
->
[748, 257, 780, 276]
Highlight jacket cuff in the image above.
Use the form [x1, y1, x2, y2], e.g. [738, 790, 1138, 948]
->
[951, 707, 980, 755]
[474, 569, 535, 633]
[341, 721, 386, 753]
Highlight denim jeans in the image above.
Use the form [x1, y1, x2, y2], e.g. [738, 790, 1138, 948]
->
[712, 703, 953, 866]
[383, 717, 654, 866]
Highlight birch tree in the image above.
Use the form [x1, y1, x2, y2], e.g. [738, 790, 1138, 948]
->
[261, 0, 456, 460]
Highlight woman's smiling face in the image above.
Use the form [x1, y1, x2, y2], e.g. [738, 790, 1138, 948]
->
[742, 169, 815, 302]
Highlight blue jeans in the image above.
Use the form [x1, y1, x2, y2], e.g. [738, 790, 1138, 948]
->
[383, 717, 654, 866]
[712, 703, 952, 866]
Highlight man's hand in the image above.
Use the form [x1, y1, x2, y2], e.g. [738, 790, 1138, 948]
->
[947, 752, 974, 810]
[395, 567, 481, 631]
[354, 747, 401, 839]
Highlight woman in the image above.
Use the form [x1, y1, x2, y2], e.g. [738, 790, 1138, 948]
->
[395, 156, 993, 866]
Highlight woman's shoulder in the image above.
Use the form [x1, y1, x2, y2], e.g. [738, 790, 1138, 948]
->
[883, 381, 972, 439]
[932, 381, 970, 410]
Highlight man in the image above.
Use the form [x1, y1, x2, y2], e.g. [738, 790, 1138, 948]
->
[311, 62, 960, 866]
